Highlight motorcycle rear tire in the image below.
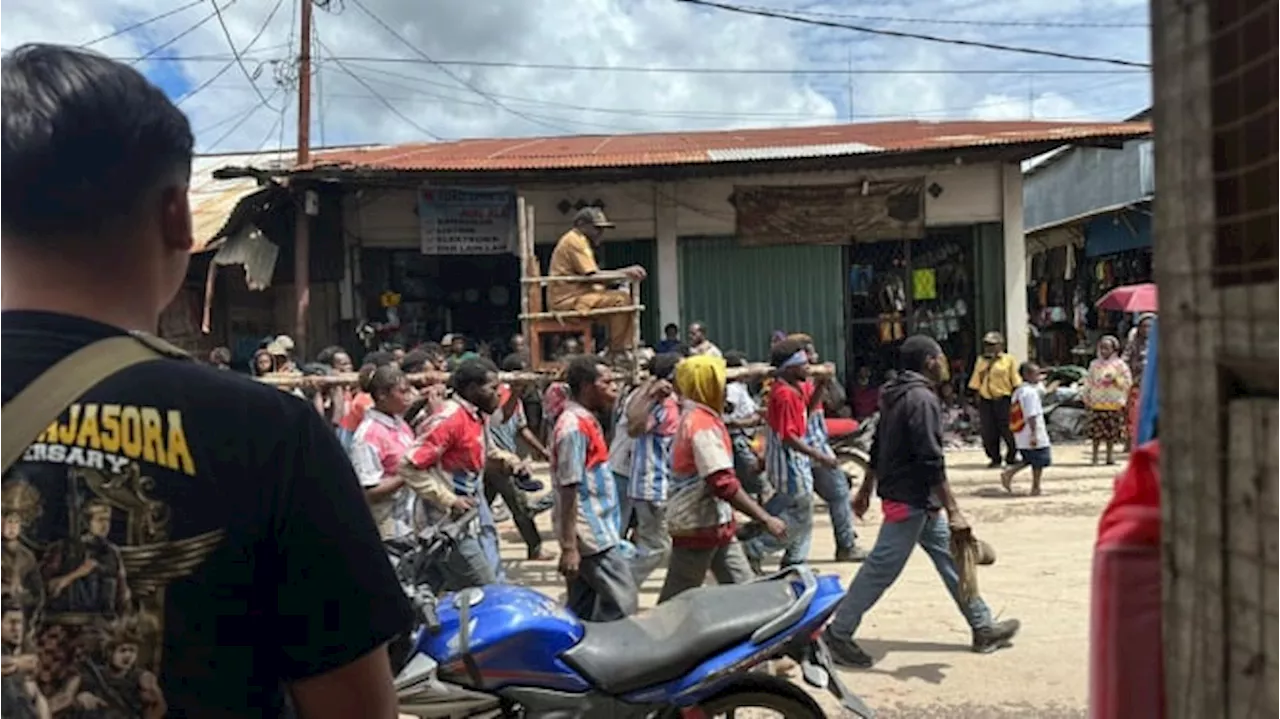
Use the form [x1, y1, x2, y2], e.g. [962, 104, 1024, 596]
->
[684, 675, 825, 718]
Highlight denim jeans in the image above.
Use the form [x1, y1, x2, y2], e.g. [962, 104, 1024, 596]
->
[475, 488, 506, 583]
[812, 462, 857, 550]
[743, 492, 814, 567]
[828, 507, 994, 639]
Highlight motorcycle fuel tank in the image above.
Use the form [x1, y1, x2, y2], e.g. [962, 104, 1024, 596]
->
[420, 585, 593, 693]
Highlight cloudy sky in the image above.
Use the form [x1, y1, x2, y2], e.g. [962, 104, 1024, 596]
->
[0, 0, 1152, 154]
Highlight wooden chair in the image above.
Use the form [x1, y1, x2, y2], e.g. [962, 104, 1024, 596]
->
[519, 261, 644, 372]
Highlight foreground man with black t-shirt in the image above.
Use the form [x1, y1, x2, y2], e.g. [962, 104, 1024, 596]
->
[0, 44, 413, 717]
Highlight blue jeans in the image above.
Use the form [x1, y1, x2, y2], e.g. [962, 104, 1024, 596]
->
[812, 462, 857, 550]
[613, 472, 632, 535]
[475, 485, 506, 583]
[828, 508, 994, 639]
[743, 493, 814, 567]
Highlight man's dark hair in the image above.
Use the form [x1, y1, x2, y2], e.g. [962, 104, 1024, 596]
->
[900, 335, 944, 373]
[361, 350, 396, 368]
[648, 353, 681, 381]
[400, 350, 431, 374]
[420, 341, 444, 359]
[723, 350, 748, 368]
[564, 355, 606, 398]
[1019, 362, 1040, 380]
[663, 323, 678, 334]
[2, 44, 194, 246]
[500, 353, 527, 372]
[770, 338, 806, 368]
[362, 365, 404, 399]
[450, 357, 498, 395]
[315, 345, 346, 366]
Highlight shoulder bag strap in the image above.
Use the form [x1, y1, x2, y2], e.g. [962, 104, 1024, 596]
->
[2, 332, 186, 473]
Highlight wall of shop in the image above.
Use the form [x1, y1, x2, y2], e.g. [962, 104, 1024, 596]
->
[339, 162, 1021, 357]
[1023, 137, 1154, 230]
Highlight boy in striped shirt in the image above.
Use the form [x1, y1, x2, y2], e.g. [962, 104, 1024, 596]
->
[743, 338, 840, 572]
[552, 356, 638, 621]
[622, 353, 682, 585]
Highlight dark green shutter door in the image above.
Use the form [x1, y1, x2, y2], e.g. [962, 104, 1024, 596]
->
[679, 236, 845, 374]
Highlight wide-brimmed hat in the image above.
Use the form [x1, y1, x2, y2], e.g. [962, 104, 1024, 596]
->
[981, 331, 1005, 345]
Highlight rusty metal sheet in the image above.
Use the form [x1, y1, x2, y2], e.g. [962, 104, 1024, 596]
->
[733, 178, 925, 246]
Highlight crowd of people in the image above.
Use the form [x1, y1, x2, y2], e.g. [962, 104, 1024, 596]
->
[202, 322, 1037, 672]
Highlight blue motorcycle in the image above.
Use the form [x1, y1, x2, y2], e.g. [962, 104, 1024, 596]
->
[386, 511, 875, 718]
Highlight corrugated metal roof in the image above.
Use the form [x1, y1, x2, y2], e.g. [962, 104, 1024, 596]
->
[190, 149, 293, 252]
[304, 120, 1152, 173]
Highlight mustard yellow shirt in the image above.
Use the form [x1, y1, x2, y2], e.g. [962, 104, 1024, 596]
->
[547, 228, 602, 309]
[969, 353, 1018, 400]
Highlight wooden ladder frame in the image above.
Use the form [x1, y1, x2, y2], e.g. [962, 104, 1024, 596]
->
[516, 198, 644, 372]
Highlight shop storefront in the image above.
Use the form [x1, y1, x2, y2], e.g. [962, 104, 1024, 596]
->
[1026, 205, 1153, 366]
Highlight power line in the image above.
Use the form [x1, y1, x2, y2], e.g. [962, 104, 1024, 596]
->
[676, 0, 1151, 69]
[331, 62, 1145, 125]
[79, 0, 207, 48]
[175, 0, 283, 108]
[313, 36, 443, 140]
[347, 0, 575, 134]
[212, 0, 285, 110]
[206, 86, 281, 150]
[110, 53, 1148, 75]
[729, 4, 1149, 29]
[130, 0, 238, 66]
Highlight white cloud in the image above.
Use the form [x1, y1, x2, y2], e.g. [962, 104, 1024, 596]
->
[0, 0, 1153, 153]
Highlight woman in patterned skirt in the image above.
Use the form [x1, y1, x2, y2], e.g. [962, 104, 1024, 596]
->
[1083, 335, 1132, 465]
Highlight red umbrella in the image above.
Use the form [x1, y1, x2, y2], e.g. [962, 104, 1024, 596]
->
[1095, 283, 1158, 313]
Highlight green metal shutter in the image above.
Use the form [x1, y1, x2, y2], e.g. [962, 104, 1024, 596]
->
[535, 239, 660, 346]
[679, 236, 845, 374]
[973, 223, 1006, 340]
[599, 240, 659, 345]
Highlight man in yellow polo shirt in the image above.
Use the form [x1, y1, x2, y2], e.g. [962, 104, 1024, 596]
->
[968, 330, 1020, 468]
[547, 207, 647, 355]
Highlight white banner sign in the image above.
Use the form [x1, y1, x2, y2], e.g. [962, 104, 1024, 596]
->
[419, 186, 516, 255]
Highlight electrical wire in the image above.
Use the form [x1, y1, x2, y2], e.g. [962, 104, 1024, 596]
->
[726, 4, 1149, 29]
[313, 36, 443, 140]
[175, 0, 283, 108]
[212, 0, 284, 110]
[117, 53, 1147, 76]
[206, 86, 281, 150]
[79, 0, 206, 48]
[327, 62, 1145, 129]
[347, 0, 575, 134]
[130, 0, 238, 66]
[676, 0, 1151, 69]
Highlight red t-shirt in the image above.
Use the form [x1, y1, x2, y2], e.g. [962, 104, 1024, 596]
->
[340, 392, 375, 432]
[767, 381, 807, 441]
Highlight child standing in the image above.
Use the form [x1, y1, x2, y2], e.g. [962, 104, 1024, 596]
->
[1001, 362, 1052, 496]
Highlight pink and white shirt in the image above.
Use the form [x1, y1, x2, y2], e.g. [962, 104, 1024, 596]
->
[349, 408, 416, 537]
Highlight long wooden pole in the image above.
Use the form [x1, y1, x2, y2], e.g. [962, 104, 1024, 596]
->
[255, 362, 834, 389]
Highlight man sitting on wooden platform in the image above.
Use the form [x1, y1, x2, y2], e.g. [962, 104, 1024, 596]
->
[547, 207, 647, 359]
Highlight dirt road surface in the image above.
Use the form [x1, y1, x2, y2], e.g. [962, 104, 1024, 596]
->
[498, 445, 1120, 718]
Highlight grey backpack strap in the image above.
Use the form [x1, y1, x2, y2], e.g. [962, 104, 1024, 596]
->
[2, 332, 186, 474]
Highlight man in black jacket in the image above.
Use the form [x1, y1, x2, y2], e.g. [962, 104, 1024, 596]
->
[822, 336, 1020, 668]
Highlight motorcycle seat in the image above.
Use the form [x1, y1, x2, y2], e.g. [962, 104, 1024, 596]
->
[561, 579, 795, 695]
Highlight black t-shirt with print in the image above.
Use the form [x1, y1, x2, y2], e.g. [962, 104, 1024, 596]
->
[1, 311, 414, 717]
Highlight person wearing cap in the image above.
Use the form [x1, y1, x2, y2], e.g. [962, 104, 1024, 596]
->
[968, 330, 1020, 468]
[547, 207, 647, 357]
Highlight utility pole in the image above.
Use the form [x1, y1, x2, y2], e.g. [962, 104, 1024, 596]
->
[294, 0, 313, 356]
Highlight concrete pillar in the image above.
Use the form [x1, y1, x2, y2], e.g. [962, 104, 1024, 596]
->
[1002, 163, 1029, 361]
[654, 181, 681, 330]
